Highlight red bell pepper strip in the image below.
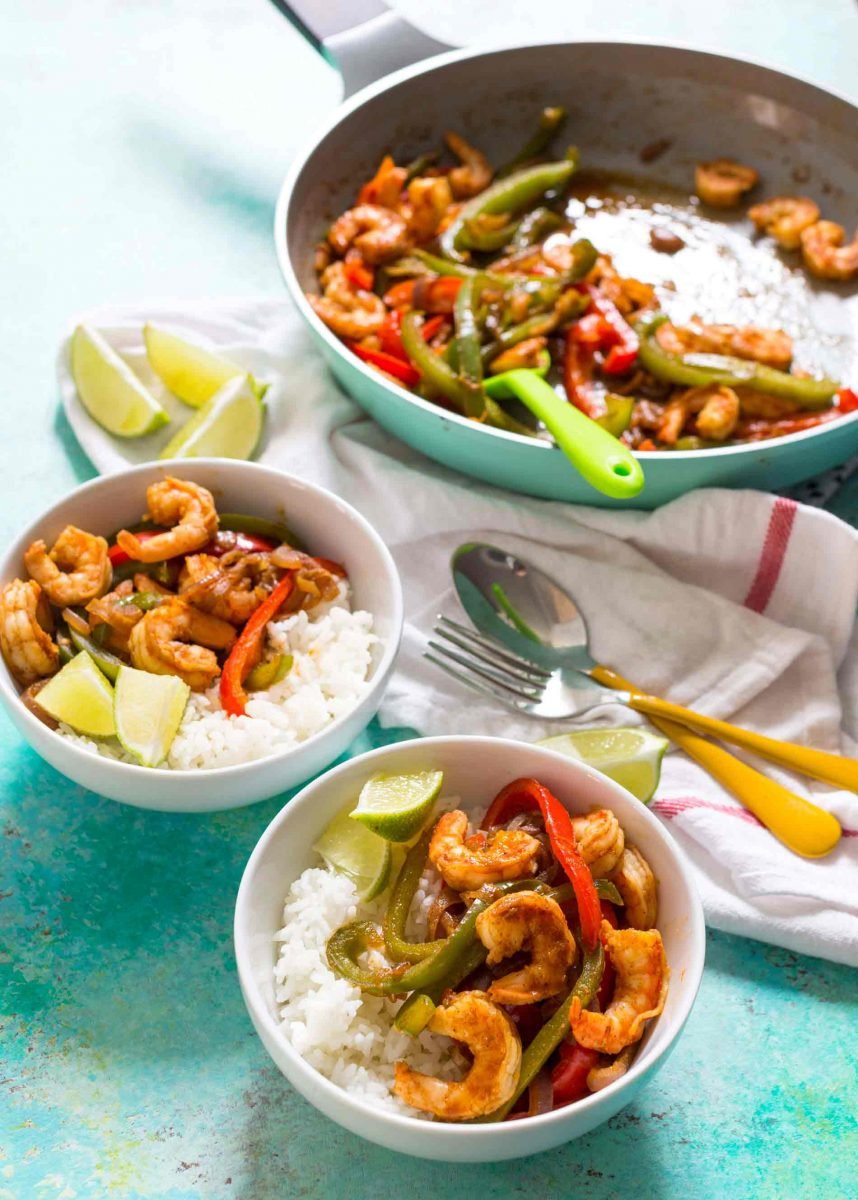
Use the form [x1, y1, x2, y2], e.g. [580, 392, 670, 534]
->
[838, 387, 858, 413]
[550, 1040, 602, 1107]
[482, 778, 601, 949]
[421, 315, 447, 342]
[346, 342, 420, 386]
[219, 572, 295, 717]
[108, 530, 163, 567]
[382, 276, 463, 314]
[563, 329, 606, 420]
[379, 310, 408, 360]
[569, 310, 614, 349]
[580, 286, 639, 374]
[343, 255, 374, 292]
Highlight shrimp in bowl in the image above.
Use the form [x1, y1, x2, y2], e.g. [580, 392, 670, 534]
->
[241, 739, 704, 1159]
[0, 461, 402, 810]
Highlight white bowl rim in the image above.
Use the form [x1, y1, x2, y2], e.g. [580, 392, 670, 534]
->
[234, 735, 707, 1141]
[0, 457, 403, 781]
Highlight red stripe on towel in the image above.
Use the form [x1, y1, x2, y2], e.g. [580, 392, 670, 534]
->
[743, 497, 797, 613]
[651, 795, 856, 837]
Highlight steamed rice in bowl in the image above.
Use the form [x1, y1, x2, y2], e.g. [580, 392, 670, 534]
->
[63, 580, 376, 770]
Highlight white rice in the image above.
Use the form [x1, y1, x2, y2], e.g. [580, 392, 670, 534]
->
[59, 583, 377, 770]
[274, 796, 472, 1118]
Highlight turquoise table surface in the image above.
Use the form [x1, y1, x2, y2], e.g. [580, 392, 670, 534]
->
[2, 3, 857, 1197]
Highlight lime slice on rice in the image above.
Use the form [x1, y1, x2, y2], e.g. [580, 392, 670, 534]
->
[71, 324, 169, 438]
[114, 666, 190, 767]
[350, 769, 444, 843]
[159, 375, 264, 461]
[538, 727, 668, 804]
[36, 651, 116, 737]
[144, 323, 266, 408]
[314, 810, 392, 901]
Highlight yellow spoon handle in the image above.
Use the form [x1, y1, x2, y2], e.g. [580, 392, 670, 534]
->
[589, 666, 842, 858]
[591, 664, 858, 792]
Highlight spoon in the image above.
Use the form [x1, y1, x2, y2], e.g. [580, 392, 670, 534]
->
[483, 368, 645, 500]
[451, 542, 844, 858]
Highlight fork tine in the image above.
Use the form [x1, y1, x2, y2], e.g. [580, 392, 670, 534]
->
[423, 650, 530, 712]
[425, 639, 541, 702]
[432, 621, 548, 685]
[436, 615, 552, 678]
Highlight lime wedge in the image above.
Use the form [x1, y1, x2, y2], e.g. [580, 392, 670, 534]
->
[71, 325, 169, 438]
[144, 324, 265, 409]
[351, 769, 444, 842]
[114, 666, 190, 767]
[159, 375, 264, 461]
[314, 809, 392, 901]
[36, 651, 116, 736]
[538, 728, 669, 804]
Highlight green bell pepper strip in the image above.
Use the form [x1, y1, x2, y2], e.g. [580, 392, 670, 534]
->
[595, 394, 635, 439]
[67, 628, 124, 682]
[246, 653, 293, 692]
[637, 314, 839, 408]
[401, 311, 485, 416]
[218, 513, 302, 546]
[511, 206, 564, 249]
[481, 313, 558, 367]
[459, 215, 521, 253]
[383, 829, 448, 963]
[394, 993, 437, 1036]
[404, 151, 439, 183]
[549, 879, 624, 907]
[439, 157, 580, 263]
[497, 107, 569, 177]
[482, 940, 605, 1122]
[454, 275, 486, 390]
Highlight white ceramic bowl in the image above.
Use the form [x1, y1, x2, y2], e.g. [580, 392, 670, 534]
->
[235, 736, 705, 1162]
[0, 459, 402, 812]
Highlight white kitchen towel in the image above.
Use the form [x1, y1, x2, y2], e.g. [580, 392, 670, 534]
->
[58, 297, 858, 967]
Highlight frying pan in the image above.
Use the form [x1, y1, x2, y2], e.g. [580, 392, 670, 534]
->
[272, 1, 858, 508]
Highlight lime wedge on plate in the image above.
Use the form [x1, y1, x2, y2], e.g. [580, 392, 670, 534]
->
[159, 375, 264, 460]
[144, 324, 265, 408]
[71, 325, 169, 438]
[538, 728, 668, 804]
[114, 666, 190, 767]
[314, 810, 391, 901]
[36, 651, 116, 736]
[351, 769, 444, 842]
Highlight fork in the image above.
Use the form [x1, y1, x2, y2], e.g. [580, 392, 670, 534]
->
[424, 615, 843, 858]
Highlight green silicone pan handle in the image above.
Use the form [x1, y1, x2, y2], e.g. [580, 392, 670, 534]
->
[484, 369, 645, 499]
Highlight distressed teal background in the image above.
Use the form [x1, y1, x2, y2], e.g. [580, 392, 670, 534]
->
[2, 2, 857, 1197]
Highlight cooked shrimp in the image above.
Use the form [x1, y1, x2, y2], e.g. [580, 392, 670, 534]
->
[570, 809, 624, 877]
[328, 204, 410, 264]
[475, 891, 576, 1005]
[570, 920, 668, 1055]
[694, 159, 758, 208]
[444, 131, 492, 199]
[393, 991, 521, 1120]
[179, 552, 276, 626]
[428, 810, 541, 892]
[86, 579, 142, 654]
[23, 525, 111, 607]
[655, 319, 793, 370]
[733, 388, 800, 420]
[610, 846, 657, 930]
[128, 599, 236, 691]
[357, 154, 407, 209]
[116, 478, 218, 563]
[405, 176, 453, 241]
[586, 1046, 635, 1093]
[800, 220, 858, 281]
[0, 579, 59, 686]
[585, 256, 656, 316]
[748, 196, 820, 251]
[308, 261, 387, 339]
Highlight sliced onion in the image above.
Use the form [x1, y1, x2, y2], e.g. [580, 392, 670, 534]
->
[62, 607, 91, 637]
[21, 680, 58, 730]
[526, 1069, 554, 1117]
[270, 545, 305, 570]
[427, 887, 464, 940]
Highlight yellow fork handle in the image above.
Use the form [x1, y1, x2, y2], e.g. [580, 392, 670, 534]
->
[590, 666, 842, 858]
[591, 664, 858, 793]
